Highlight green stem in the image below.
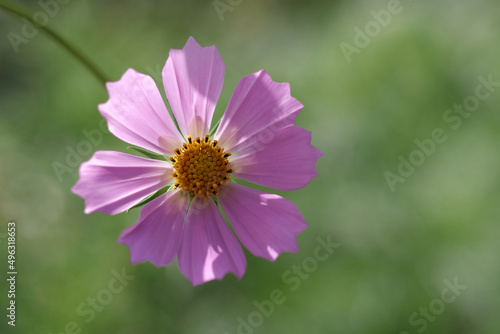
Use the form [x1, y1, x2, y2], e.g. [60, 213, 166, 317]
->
[0, 0, 110, 84]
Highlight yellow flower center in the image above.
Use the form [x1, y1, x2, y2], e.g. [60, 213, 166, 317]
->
[170, 135, 233, 199]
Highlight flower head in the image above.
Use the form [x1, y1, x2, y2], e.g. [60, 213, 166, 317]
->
[72, 37, 322, 285]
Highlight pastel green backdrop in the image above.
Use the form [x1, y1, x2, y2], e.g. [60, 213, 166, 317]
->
[1, 0, 499, 333]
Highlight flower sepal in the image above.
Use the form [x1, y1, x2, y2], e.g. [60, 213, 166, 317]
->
[127, 145, 168, 161]
[126, 185, 171, 213]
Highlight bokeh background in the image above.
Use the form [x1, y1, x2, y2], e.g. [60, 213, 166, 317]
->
[1, 0, 500, 333]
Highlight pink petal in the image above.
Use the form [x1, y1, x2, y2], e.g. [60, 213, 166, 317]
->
[178, 196, 246, 286]
[162, 37, 224, 139]
[72, 151, 172, 215]
[215, 70, 303, 153]
[99, 69, 184, 155]
[230, 126, 323, 190]
[218, 183, 308, 261]
[117, 189, 189, 266]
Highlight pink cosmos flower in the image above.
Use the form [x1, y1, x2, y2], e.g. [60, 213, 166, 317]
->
[72, 37, 322, 285]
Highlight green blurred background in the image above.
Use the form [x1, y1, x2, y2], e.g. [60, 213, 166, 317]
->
[1, 0, 500, 333]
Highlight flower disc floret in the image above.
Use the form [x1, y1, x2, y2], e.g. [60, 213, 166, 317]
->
[170, 135, 233, 199]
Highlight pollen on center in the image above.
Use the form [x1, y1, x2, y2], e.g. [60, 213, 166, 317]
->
[170, 135, 233, 199]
